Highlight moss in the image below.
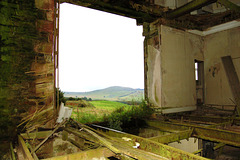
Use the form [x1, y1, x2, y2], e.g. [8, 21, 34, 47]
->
[0, 0, 40, 142]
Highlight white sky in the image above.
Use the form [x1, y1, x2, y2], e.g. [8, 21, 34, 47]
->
[59, 3, 144, 92]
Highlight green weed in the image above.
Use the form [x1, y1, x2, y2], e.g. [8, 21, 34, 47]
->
[103, 100, 153, 131]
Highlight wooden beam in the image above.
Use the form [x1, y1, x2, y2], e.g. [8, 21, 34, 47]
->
[21, 131, 53, 140]
[221, 56, 240, 116]
[218, 0, 240, 12]
[91, 124, 207, 159]
[31, 120, 67, 154]
[61, 0, 158, 22]
[43, 147, 114, 160]
[18, 135, 34, 160]
[166, 0, 217, 19]
[148, 120, 240, 147]
[148, 130, 193, 144]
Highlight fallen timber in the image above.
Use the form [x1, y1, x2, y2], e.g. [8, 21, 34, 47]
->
[147, 120, 240, 147]
[88, 125, 207, 160]
[17, 119, 208, 160]
[16, 116, 240, 159]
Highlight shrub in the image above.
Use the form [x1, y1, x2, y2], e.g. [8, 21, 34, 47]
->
[104, 100, 153, 131]
[56, 88, 66, 106]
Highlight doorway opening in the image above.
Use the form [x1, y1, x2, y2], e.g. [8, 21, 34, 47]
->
[195, 60, 204, 104]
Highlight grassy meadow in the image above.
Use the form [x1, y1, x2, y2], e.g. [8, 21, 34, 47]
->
[66, 100, 133, 124]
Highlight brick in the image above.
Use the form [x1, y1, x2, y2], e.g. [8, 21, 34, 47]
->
[46, 10, 55, 21]
[48, 32, 54, 43]
[35, 0, 55, 10]
[37, 20, 54, 33]
[34, 42, 53, 54]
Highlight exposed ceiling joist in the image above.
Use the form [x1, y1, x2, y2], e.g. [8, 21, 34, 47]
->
[60, 0, 240, 30]
[166, 0, 217, 19]
[218, 0, 240, 12]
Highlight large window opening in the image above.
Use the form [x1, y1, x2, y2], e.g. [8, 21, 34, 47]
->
[59, 3, 144, 101]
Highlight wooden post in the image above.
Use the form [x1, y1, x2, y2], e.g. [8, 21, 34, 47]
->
[221, 56, 240, 116]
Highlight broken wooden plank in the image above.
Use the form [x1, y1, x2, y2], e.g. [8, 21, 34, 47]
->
[10, 142, 16, 160]
[148, 130, 193, 144]
[18, 135, 34, 160]
[31, 119, 67, 154]
[148, 120, 240, 147]
[42, 147, 114, 160]
[64, 127, 100, 145]
[21, 131, 53, 140]
[28, 143, 39, 160]
[92, 125, 208, 160]
[83, 128, 121, 154]
[193, 143, 225, 154]
[221, 56, 240, 116]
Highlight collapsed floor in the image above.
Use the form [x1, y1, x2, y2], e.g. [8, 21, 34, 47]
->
[8, 104, 240, 160]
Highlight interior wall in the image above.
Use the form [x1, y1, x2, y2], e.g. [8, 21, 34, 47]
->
[145, 23, 203, 113]
[145, 22, 240, 113]
[204, 26, 240, 105]
[160, 25, 201, 113]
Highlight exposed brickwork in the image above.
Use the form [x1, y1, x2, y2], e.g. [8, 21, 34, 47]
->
[0, 0, 55, 151]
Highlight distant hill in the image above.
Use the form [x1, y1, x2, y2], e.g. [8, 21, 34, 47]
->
[64, 86, 144, 101]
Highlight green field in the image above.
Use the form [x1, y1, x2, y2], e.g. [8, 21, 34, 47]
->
[66, 100, 132, 124]
[64, 86, 144, 101]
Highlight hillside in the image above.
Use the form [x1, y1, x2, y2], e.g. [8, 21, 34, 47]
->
[64, 86, 144, 101]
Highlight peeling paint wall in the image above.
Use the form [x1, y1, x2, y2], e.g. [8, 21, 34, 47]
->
[145, 21, 240, 113]
[144, 23, 202, 113]
[204, 27, 240, 105]
[0, 0, 55, 142]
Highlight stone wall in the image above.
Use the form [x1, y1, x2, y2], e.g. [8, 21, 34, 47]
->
[0, 0, 55, 143]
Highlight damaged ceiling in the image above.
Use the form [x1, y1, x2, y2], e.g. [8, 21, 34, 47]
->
[60, 0, 240, 30]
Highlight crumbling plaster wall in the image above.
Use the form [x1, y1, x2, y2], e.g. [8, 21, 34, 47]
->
[144, 22, 203, 113]
[0, 0, 55, 142]
[145, 21, 240, 113]
[204, 26, 240, 105]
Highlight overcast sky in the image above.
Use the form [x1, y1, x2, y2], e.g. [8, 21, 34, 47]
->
[59, 3, 144, 92]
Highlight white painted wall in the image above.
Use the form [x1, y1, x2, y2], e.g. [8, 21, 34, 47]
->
[145, 22, 240, 113]
[204, 26, 240, 105]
